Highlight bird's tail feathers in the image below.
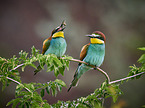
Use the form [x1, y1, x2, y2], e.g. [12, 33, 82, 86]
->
[67, 86, 72, 92]
[34, 65, 42, 75]
[67, 78, 79, 92]
[67, 67, 80, 92]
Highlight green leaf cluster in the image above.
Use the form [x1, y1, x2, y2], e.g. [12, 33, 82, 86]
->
[52, 82, 122, 108]
[127, 47, 145, 80]
[6, 79, 66, 108]
[0, 46, 69, 107]
[0, 46, 145, 108]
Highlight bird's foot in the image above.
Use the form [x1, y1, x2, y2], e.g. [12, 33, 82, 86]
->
[94, 65, 97, 70]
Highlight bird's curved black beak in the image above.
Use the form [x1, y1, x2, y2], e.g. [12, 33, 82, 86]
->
[85, 34, 100, 38]
[58, 20, 66, 31]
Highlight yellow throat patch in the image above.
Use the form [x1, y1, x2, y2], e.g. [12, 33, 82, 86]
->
[90, 38, 104, 44]
[52, 31, 64, 38]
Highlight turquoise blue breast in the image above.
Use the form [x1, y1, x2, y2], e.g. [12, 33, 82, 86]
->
[44, 37, 67, 57]
[76, 43, 105, 79]
[83, 44, 105, 67]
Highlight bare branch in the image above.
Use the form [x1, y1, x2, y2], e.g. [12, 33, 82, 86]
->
[96, 67, 110, 83]
[10, 64, 24, 72]
[109, 72, 145, 84]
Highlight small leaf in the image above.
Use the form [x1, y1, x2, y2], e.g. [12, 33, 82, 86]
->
[31, 46, 39, 56]
[138, 47, 145, 51]
[18, 102, 25, 108]
[54, 69, 59, 77]
[1, 78, 7, 91]
[41, 89, 45, 97]
[55, 79, 66, 87]
[51, 84, 57, 97]
[65, 61, 70, 70]
[25, 102, 30, 108]
[43, 103, 51, 108]
[33, 92, 43, 102]
[53, 57, 62, 67]
[58, 66, 65, 76]
[39, 61, 45, 70]
[57, 85, 62, 92]
[6, 99, 14, 106]
[19, 50, 28, 60]
[29, 63, 37, 69]
[138, 54, 145, 63]
[106, 85, 122, 103]
[16, 84, 24, 96]
[47, 65, 54, 72]
[24, 83, 34, 91]
[62, 55, 73, 60]
[21, 65, 26, 72]
[46, 87, 50, 94]
[6, 98, 21, 108]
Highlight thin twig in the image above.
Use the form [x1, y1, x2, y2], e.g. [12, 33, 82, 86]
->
[109, 72, 145, 84]
[68, 58, 88, 65]
[10, 63, 24, 72]
[96, 67, 110, 84]
[6, 76, 21, 85]
[0, 75, 32, 93]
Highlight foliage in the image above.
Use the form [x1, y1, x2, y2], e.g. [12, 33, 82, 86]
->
[0, 46, 145, 108]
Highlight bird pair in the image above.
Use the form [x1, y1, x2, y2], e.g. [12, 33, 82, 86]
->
[34, 21, 106, 92]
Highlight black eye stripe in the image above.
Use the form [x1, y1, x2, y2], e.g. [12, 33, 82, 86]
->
[97, 36, 104, 41]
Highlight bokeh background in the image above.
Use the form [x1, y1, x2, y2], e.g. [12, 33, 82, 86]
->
[0, 0, 145, 108]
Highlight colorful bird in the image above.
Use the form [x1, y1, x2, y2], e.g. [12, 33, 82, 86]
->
[68, 31, 106, 92]
[34, 21, 67, 75]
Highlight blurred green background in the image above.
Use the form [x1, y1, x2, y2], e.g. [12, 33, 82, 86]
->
[0, 0, 145, 108]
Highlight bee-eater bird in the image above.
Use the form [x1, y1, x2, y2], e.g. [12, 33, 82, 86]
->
[34, 21, 67, 75]
[68, 31, 106, 92]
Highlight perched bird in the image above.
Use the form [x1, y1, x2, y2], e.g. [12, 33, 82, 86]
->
[68, 31, 106, 92]
[34, 21, 67, 75]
